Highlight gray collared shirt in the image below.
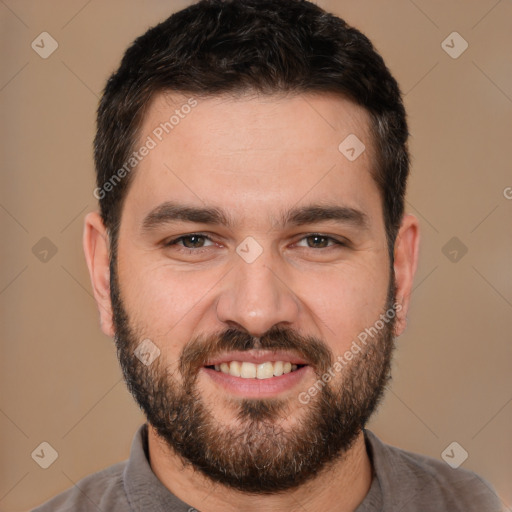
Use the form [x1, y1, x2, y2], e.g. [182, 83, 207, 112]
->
[32, 423, 503, 511]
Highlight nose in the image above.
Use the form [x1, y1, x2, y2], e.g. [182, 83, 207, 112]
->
[215, 248, 300, 338]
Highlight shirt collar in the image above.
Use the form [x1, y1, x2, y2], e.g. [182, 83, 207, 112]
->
[123, 423, 193, 512]
[362, 428, 428, 511]
[123, 424, 391, 511]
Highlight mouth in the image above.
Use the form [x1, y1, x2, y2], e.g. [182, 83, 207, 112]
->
[200, 350, 313, 398]
[205, 361, 308, 379]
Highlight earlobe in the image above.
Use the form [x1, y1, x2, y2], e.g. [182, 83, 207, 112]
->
[82, 211, 115, 338]
[392, 214, 420, 337]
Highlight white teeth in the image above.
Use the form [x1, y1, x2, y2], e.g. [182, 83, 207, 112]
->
[214, 360, 304, 379]
[240, 361, 256, 378]
[256, 362, 274, 379]
[273, 361, 284, 376]
[229, 361, 241, 377]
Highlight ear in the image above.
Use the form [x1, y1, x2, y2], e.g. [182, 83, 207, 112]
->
[392, 213, 420, 336]
[83, 211, 115, 338]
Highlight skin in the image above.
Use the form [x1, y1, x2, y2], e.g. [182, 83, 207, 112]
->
[83, 91, 419, 512]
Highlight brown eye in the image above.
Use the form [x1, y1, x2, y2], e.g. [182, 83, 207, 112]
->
[296, 234, 345, 249]
[180, 235, 207, 248]
[306, 235, 329, 248]
[164, 234, 214, 250]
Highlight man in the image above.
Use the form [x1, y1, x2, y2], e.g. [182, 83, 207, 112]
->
[33, 0, 503, 510]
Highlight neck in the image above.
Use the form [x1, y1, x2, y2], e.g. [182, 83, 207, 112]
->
[147, 425, 373, 512]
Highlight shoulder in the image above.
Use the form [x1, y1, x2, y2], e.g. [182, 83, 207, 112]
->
[31, 460, 128, 512]
[364, 430, 503, 512]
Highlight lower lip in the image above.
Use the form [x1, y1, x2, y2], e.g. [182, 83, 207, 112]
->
[201, 365, 311, 398]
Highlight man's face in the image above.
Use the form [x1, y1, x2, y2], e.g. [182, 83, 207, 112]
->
[109, 92, 397, 492]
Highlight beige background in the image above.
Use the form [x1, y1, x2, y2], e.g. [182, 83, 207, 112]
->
[1, 1, 511, 510]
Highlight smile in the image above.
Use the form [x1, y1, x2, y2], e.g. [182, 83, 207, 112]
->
[206, 361, 306, 379]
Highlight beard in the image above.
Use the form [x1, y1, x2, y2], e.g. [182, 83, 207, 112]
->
[110, 256, 397, 494]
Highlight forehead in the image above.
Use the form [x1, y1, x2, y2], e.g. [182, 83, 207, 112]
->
[141, 90, 373, 156]
[123, 91, 382, 230]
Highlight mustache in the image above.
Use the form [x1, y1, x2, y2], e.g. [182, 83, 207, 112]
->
[179, 324, 334, 379]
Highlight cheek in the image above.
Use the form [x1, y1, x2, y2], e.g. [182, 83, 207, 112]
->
[297, 262, 389, 352]
[117, 258, 222, 340]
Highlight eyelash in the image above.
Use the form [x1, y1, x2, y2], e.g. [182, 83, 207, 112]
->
[163, 233, 347, 253]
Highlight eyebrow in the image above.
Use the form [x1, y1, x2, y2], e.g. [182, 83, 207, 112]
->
[140, 200, 369, 234]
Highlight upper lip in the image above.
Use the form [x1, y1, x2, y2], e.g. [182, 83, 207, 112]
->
[204, 350, 309, 366]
